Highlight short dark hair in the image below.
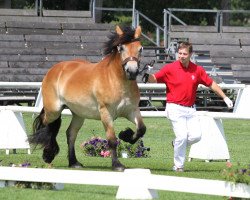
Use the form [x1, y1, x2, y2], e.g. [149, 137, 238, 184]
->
[178, 41, 193, 53]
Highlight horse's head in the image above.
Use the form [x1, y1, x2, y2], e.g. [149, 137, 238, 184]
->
[104, 26, 143, 80]
[116, 26, 143, 80]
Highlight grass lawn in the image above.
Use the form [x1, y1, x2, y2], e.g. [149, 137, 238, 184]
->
[0, 113, 249, 199]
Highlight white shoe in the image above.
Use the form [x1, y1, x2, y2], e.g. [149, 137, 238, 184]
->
[173, 166, 184, 172]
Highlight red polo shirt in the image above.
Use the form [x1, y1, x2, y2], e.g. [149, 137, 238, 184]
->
[154, 60, 213, 106]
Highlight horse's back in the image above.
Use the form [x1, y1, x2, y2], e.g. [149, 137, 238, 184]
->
[43, 59, 94, 83]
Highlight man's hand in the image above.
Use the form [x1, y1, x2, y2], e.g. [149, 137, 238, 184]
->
[142, 73, 149, 83]
[224, 97, 233, 108]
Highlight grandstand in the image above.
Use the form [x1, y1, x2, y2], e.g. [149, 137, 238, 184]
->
[0, 8, 114, 105]
[0, 7, 249, 111]
[0, 8, 161, 106]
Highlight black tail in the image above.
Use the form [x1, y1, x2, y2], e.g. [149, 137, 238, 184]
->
[29, 108, 62, 163]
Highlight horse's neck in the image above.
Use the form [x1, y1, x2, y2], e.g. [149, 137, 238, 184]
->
[102, 53, 125, 79]
[99, 54, 138, 94]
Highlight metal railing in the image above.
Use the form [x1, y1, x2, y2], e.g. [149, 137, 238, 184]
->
[92, 5, 250, 49]
[163, 8, 250, 47]
[92, 0, 164, 46]
[134, 10, 164, 46]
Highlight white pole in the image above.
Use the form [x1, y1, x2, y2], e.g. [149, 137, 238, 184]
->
[132, 0, 136, 28]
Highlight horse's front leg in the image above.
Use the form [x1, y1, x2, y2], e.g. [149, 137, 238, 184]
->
[100, 108, 125, 171]
[119, 108, 146, 144]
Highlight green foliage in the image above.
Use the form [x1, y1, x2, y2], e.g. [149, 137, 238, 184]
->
[117, 139, 150, 158]
[9, 0, 90, 10]
[222, 162, 250, 185]
[109, 15, 132, 27]
[15, 181, 54, 190]
[11, 0, 35, 9]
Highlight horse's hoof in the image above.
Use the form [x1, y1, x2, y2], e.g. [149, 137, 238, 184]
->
[47, 163, 53, 168]
[112, 166, 125, 172]
[112, 163, 125, 172]
[69, 162, 83, 168]
[118, 128, 134, 143]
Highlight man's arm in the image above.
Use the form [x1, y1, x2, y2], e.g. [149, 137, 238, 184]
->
[209, 81, 226, 99]
[209, 81, 233, 108]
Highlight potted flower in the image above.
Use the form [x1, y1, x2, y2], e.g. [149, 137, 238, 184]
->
[80, 137, 150, 158]
[3, 162, 63, 190]
[222, 162, 250, 199]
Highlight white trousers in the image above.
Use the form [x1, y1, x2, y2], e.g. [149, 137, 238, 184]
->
[166, 103, 202, 169]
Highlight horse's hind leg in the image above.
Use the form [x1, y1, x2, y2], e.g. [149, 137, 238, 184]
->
[29, 108, 62, 164]
[66, 114, 84, 168]
[42, 116, 61, 164]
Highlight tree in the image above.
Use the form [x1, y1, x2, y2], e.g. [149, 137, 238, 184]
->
[5, 0, 250, 27]
[0, 0, 11, 8]
[42, 0, 89, 10]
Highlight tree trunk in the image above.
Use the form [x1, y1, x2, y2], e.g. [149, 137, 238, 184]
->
[95, 0, 103, 23]
[221, 0, 231, 26]
[0, 0, 11, 8]
[65, 0, 78, 10]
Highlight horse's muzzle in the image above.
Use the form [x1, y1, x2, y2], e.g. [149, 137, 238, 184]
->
[128, 70, 139, 80]
[125, 67, 139, 80]
[123, 57, 140, 80]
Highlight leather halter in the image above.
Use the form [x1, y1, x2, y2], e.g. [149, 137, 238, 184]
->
[121, 56, 139, 67]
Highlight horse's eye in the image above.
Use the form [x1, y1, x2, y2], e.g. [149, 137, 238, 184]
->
[117, 45, 124, 52]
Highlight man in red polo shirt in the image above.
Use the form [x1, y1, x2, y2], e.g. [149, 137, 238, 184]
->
[143, 41, 233, 172]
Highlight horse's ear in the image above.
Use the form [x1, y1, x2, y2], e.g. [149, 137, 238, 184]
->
[134, 26, 142, 39]
[116, 26, 123, 36]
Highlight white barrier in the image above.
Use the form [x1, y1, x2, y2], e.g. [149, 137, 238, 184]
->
[1, 82, 250, 199]
[0, 167, 249, 199]
[1, 108, 249, 162]
[203, 83, 250, 162]
[3, 82, 245, 112]
[0, 110, 30, 154]
[1, 82, 250, 161]
[0, 82, 41, 88]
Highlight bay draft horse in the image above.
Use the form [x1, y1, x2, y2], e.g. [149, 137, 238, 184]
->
[29, 25, 146, 171]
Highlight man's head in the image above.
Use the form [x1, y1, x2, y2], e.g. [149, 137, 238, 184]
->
[177, 41, 193, 67]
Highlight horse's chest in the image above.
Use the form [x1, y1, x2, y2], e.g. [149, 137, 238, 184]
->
[117, 97, 133, 110]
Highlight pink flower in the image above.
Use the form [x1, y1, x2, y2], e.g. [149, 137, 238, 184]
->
[226, 162, 233, 168]
[100, 150, 110, 157]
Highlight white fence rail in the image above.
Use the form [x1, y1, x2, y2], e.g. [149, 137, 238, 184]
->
[1, 82, 247, 112]
[0, 167, 249, 199]
[0, 82, 250, 199]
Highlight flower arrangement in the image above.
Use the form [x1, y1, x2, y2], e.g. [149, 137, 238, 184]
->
[4, 161, 63, 190]
[80, 136, 110, 157]
[117, 139, 150, 158]
[80, 136, 150, 158]
[222, 162, 250, 185]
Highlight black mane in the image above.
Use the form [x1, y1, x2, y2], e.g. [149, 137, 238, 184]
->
[103, 26, 138, 56]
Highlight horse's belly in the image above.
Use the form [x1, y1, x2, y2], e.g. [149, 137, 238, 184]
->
[66, 99, 135, 120]
[67, 104, 101, 119]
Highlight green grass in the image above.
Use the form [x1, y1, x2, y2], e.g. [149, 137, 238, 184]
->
[0, 114, 249, 199]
